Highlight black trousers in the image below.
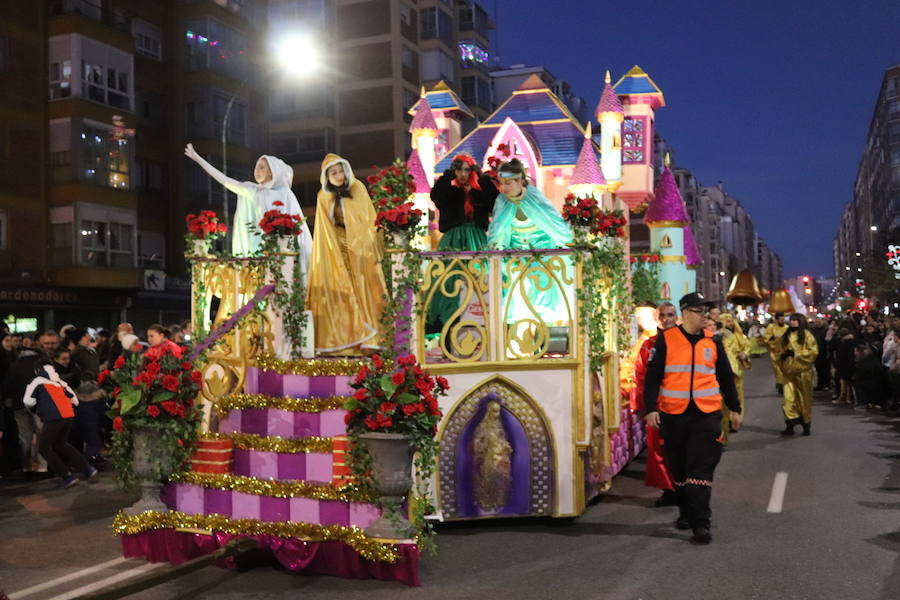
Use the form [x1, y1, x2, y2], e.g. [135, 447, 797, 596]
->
[659, 409, 724, 529]
[39, 418, 91, 478]
[815, 358, 830, 389]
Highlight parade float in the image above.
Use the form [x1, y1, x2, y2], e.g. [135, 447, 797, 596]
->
[108, 66, 690, 585]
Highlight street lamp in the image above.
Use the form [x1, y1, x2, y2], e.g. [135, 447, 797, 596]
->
[220, 32, 320, 235]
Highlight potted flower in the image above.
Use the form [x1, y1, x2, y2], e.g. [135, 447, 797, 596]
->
[258, 200, 306, 253]
[343, 353, 448, 543]
[185, 210, 226, 256]
[367, 160, 420, 247]
[102, 345, 203, 515]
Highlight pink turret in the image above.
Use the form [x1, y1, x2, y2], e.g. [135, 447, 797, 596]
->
[409, 97, 438, 134]
[569, 123, 606, 194]
[645, 166, 688, 225]
[407, 149, 431, 194]
[595, 72, 624, 116]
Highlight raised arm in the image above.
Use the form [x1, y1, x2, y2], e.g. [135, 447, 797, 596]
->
[184, 143, 255, 198]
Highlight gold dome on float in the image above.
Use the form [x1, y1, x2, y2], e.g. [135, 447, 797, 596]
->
[768, 289, 795, 314]
[726, 269, 764, 306]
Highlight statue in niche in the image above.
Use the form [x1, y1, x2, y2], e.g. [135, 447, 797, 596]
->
[472, 400, 513, 512]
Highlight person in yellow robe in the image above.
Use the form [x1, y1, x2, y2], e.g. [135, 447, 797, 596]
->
[306, 154, 387, 355]
[779, 313, 818, 436]
[717, 313, 752, 443]
[763, 313, 789, 395]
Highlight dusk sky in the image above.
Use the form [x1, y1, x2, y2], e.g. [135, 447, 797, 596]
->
[490, 0, 899, 278]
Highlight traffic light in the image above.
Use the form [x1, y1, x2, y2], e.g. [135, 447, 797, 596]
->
[802, 276, 810, 284]
[858, 299, 868, 311]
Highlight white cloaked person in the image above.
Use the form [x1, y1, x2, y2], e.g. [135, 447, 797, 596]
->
[184, 144, 312, 274]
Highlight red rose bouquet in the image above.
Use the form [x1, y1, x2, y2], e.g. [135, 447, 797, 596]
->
[185, 210, 226, 241]
[103, 344, 203, 489]
[258, 201, 305, 236]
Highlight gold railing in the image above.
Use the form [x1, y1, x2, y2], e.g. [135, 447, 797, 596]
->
[417, 249, 582, 365]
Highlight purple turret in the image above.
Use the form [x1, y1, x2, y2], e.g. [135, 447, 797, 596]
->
[645, 166, 688, 225]
[569, 123, 606, 189]
[409, 97, 438, 133]
[407, 149, 431, 194]
[684, 225, 702, 267]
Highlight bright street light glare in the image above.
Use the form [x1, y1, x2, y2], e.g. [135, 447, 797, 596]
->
[273, 33, 319, 76]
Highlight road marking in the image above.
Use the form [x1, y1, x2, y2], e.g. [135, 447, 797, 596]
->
[8, 557, 129, 599]
[46, 562, 167, 600]
[767, 471, 789, 513]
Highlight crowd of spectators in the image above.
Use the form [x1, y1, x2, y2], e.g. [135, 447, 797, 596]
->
[0, 321, 191, 487]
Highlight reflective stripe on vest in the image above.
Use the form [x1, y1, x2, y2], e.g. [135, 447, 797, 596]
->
[658, 327, 723, 414]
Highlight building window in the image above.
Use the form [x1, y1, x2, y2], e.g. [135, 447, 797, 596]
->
[403, 88, 419, 112]
[0, 35, 9, 71]
[660, 234, 672, 248]
[132, 19, 163, 60]
[461, 75, 491, 110]
[420, 7, 454, 46]
[135, 159, 162, 190]
[458, 1, 490, 38]
[401, 45, 417, 69]
[623, 117, 646, 163]
[80, 123, 131, 190]
[421, 48, 455, 83]
[213, 93, 245, 145]
[138, 230, 165, 268]
[49, 60, 73, 99]
[270, 129, 335, 162]
[185, 19, 249, 81]
[80, 220, 134, 268]
[399, 3, 412, 26]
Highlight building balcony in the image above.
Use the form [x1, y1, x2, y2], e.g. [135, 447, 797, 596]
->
[49, 0, 134, 52]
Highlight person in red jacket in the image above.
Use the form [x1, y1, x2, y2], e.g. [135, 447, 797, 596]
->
[644, 293, 742, 544]
[633, 302, 678, 506]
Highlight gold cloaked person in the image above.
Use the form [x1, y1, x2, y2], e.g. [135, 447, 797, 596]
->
[306, 154, 387, 355]
[763, 312, 789, 394]
[779, 313, 818, 436]
[717, 313, 752, 443]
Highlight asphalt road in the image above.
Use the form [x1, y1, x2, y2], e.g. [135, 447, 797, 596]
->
[2, 358, 899, 600]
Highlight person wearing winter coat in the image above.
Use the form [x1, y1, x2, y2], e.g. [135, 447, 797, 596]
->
[24, 362, 97, 488]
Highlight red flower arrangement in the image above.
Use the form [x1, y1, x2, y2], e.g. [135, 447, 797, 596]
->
[367, 159, 423, 235]
[258, 201, 305, 236]
[101, 342, 203, 488]
[485, 143, 512, 181]
[630, 254, 661, 264]
[185, 210, 226, 240]
[562, 193, 628, 237]
[344, 353, 447, 437]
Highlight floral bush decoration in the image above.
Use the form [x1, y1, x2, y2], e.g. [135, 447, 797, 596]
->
[367, 160, 423, 244]
[185, 210, 226, 242]
[562, 194, 628, 244]
[101, 345, 203, 489]
[343, 353, 448, 553]
[256, 202, 309, 360]
[631, 253, 662, 305]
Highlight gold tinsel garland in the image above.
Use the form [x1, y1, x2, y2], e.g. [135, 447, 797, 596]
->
[214, 393, 347, 416]
[254, 354, 364, 376]
[205, 432, 333, 454]
[169, 471, 372, 503]
[111, 511, 401, 563]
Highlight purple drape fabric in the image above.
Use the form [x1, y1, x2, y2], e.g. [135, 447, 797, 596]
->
[120, 529, 420, 586]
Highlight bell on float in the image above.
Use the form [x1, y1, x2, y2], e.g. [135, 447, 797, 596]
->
[725, 269, 764, 306]
[768, 289, 795, 314]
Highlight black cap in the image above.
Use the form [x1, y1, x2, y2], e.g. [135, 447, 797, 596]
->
[679, 292, 714, 311]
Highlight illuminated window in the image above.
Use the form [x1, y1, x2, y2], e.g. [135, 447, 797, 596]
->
[660, 234, 672, 248]
[80, 219, 134, 268]
[80, 123, 131, 190]
[458, 40, 488, 67]
[623, 117, 645, 164]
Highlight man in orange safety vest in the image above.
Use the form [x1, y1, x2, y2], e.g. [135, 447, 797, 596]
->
[643, 292, 742, 545]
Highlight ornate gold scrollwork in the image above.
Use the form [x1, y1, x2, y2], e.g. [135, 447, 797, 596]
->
[422, 256, 490, 363]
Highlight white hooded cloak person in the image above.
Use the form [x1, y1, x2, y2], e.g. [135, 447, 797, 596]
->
[184, 145, 313, 281]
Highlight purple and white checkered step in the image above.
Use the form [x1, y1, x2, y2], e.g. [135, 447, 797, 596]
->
[165, 483, 381, 528]
[218, 408, 348, 439]
[245, 368, 354, 398]
[230, 447, 334, 483]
